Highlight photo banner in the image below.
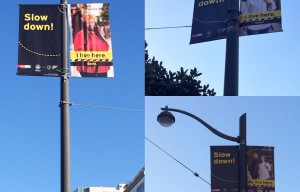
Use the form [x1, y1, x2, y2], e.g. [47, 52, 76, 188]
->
[68, 3, 114, 77]
[240, 0, 282, 36]
[18, 5, 62, 77]
[190, 0, 228, 44]
[247, 146, 275, 192]
[210, 146, 239, 192]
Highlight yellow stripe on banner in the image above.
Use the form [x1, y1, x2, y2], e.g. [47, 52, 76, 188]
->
[19, 42, 61, 57]
[247, 179, 275, 188]
[70, 51, 113, 61]
[240, 10, 281, 23]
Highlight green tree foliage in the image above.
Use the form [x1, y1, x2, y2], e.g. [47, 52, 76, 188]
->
[145, 41, 216, 96]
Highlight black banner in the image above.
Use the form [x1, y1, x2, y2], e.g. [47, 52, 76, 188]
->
[18, 5, 62, 76]
[210, 146, 239, 192]
[190, 0, 228, 44]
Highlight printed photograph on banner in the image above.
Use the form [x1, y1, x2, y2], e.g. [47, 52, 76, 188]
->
[247, 146, 275, 192]
[68, 3, 113, 77]
[240, 0, 283, 36]
[17, 5, 62, 77]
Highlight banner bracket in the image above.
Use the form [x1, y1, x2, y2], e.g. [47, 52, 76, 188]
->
[59, 100, 72, 107]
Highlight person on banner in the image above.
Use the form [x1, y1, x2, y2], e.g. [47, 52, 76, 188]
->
[241, 0, 277, 35]
[250, 152, 260, 179]
[258, 155, 272, 180]
[71, 4, 87, 39]
[247, 165, 252, 180]
[73, 13, 111, 77]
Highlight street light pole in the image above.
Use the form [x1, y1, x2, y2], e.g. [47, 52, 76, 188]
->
[239, 113, 247, 192]
[158, 106, 247, 192]
[60, 1, 71, 192]
[224, 0, 240, 96]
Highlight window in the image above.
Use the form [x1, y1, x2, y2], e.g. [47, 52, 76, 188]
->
[136, 183, 144, 192]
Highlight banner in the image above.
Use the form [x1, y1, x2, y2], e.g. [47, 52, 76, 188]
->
[190, 0, 228, 44]
[211, 146, 275, 192]
[240, 0, 282, 36]
[68, 3, 114, 77]
[247, 146, 275, 192]
[210, 146, 239, 192]
[18, 5, 62, 76]
[190, 0, 283, 44]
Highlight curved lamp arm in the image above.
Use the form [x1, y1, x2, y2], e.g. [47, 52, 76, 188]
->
[161, 106, 240, 143]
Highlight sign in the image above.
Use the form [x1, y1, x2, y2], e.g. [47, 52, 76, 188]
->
[240, 0, 283, 36]
[190, 0, 228, 44]
[210, 145, 275, 192]
[210, 146, 239, 192]
[68, 3, 114, 77]
[18, 5, 63, 76]
[247, 146, 275, 191]
[190, 0, 283, 44]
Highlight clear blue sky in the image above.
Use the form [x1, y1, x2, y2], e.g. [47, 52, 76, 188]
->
[145, 0, 300, 96]
[0, 0, 144, 192]
[145, 96, 300, 191]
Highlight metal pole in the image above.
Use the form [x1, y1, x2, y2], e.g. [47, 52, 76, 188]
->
[224, 0, 240, 96]
[60, 1, 71, 192]
[239, 113, 247, 192]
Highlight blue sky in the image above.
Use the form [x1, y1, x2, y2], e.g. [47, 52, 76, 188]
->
[145, 96, 300, 191]
[0, 0, 144, 192]
[145, 0, 300, 96]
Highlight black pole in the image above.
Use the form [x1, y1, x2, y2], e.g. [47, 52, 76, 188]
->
[60, 1, 71, 192]
[239, 113, 247, 192]
[224, 0, 240, 96]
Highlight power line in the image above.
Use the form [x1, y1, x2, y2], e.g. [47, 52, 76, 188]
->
[145, 25, 191, 30]
[69, 102, 144, 112]
[145, 16, 239, 31]
[145, 137, 211, 186]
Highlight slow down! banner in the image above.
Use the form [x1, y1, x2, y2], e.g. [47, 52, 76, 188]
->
[210, 146, 239, 192]
[190, 0, 228, 44]
[68, 3, 114, 77]
[18, 5, 62, 76]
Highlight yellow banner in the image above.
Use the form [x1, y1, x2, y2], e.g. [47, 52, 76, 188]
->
[70, 51, 113, 62]
[247, 179, 275, 188]
[240, 10, 281, 23]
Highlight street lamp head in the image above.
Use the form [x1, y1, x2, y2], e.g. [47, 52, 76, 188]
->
[157, 106, 175, 127]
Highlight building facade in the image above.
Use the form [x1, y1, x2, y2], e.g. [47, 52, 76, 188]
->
[74, 184, 126, 192]
[74, 167, 144, 192]
[124, 167, 145, 192]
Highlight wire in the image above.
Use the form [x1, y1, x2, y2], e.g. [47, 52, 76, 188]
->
[70, 102, 144, 112]
[145, 137, 211, 186]
[145, 16, 239, 31]
[145, 25, 191, 30]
